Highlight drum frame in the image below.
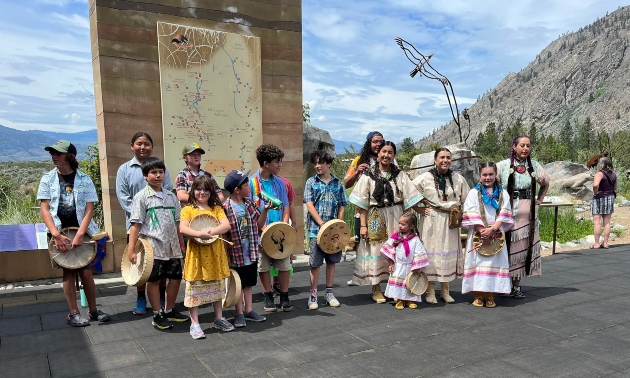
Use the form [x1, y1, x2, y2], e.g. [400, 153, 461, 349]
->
[121, 238, 155, 287]
[48, 227, 96, 269]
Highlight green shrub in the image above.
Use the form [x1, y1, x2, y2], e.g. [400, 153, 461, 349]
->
[538, 207, 593, 243]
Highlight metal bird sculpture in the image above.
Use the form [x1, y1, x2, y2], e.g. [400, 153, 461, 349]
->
[395, 37, 469, 143]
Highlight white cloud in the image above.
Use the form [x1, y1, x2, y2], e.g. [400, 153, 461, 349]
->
[52, 13, 90, 30]
[62, 113, 81, 124]
[7, 100, 17, 106]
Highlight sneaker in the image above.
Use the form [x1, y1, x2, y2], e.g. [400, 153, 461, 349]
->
[280, 292, 293, 312]
[513, 286, 525, 299]
[233, 313, 246, 328]
[165, 308, 189, 322]
[324, 292, 340, 307]
[213, 317, 235, 332]
[308, 295, 319, 310]
[67, 312, 90, 327]
[500, 287, 515, 298]
[88, 309, 111, 322]
[244, 311, 266, 322]
[133, 298, 147, 315]
[152, 311, 173, 330]
[347, 279, 358, 286]
[190, 324, 206, 339]
[263, 292, 277, 312]
[272, 283, 281, 297]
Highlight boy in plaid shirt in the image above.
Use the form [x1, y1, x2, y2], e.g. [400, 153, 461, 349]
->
[222, 170, 268, 327]
[304, 151, 348, 310]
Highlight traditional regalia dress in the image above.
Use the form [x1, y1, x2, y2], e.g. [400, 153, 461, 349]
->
[412, 170, 469, 282]
[348, 166, 423, 285]
[461, 184, 514, 294]
[380, 233, 430, 301]
[496, 159, 550, 278]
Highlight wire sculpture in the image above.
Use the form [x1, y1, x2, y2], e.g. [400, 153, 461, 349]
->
[395, 37, 471, 143]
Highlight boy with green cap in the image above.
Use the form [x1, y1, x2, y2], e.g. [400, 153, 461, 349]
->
[175, 142, 224, 204]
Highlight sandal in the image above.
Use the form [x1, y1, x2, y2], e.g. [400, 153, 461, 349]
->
[589, 245, 601, 249]
[89, 309, 112, 323]
[395, 300, 405, 310]
[67, 312, 90, 327]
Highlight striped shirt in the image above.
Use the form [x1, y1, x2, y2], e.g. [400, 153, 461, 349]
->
[130, 185, 182, 260]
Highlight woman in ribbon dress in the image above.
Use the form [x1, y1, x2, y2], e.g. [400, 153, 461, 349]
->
[412, 148, 469, 304]
[496, 136, 550, 299]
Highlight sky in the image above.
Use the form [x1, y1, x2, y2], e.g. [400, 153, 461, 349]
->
[0, 0, 627, 143]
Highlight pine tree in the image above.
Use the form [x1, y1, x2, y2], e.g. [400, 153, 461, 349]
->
[559, 120, 576, 161]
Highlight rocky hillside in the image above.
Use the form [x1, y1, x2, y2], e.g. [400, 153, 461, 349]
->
[0, 125, 94, 161]
[418, 6, 630, 148]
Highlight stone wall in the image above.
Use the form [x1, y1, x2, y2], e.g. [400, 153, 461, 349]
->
[89, 0, 303, 266]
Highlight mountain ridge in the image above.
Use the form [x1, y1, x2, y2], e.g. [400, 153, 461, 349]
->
[0, 125, 96, 162]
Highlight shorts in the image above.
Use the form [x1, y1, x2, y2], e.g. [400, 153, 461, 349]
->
[309, 238, 343, 268]
[148, 258, 183, 282]
[232, 263, 258, 288]
[258, 249, 291, 273]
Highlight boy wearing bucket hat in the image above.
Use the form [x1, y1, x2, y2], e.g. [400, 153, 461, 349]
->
[223, 170, 269, 327]
[176, 142, 224, 204]
[37, 140, 111, 327]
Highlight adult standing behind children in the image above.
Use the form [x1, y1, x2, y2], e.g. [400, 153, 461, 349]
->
[304, 151, 348, 310]
[412, 148, 469, 304]
[249, 144, 293, 312]
[175, 142, 224, 205]
[116, 132, 173, 315]
[223, 170, 268, 326]
[38, 140, 111, 326]
[127, 157, 189, 330]
[349, 141, 425, 303]
[180, 175, 234, 339]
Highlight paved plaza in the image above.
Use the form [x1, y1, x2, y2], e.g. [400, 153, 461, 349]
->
[1, 246, 630, 378]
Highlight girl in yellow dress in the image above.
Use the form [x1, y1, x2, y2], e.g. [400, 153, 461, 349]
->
[180, 175, 232, 339]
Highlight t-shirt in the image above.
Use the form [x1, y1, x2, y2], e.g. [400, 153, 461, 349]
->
[260, 177, 281, 223]
[230, 201, 251, 265]
[57, 172, 79, 228]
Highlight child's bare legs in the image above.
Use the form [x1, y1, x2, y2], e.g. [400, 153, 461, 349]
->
[165, 279, 181, 312]
[212, 301, 223, 320]
[146, 281, 161, 311]
[259, 271, 271, 292]
[310, 267, 320, 291]
[62, 269, 79, 313]
[236, 287, 254, 314]
[325, 263, 335, 287]
[77, 269, 97, 311]
[189, 306, 199, 325]
[593, 214, 602, 248]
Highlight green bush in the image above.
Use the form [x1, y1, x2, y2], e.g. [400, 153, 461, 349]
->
[538, 207, 593, 243]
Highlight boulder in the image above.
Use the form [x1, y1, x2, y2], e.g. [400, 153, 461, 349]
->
[303, 122, 335, 181]
[409, 143, 479, 188]
[543, 161, 594, 201]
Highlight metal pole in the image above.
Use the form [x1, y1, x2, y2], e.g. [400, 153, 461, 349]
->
[552, 206, 559, 255]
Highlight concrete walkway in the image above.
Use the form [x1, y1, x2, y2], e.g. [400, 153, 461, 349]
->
[1, 247, 630, 378]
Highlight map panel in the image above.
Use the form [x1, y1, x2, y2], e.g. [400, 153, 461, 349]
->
[157, 22, 262, 186]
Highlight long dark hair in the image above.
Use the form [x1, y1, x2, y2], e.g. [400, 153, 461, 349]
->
[67, 153, 79, 171]
[188, 175, 221, 208]
[430, 147, 454, 201]
[357, 131, 383, 167]
[131, 132, 154, 145]
[506, 135, 536, 275]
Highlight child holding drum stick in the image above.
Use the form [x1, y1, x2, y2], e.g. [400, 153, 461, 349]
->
[304, 150, 348, 310]
[179, 175, 233, 339]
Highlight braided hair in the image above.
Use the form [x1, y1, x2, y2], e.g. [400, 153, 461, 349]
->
[506, 135, 536, 275]
[357, 131, 384, 167]
[429, 147, 454, 201]
[477, 162, 503, 226]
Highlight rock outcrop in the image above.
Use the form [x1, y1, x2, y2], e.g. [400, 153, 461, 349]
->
[303, 122, 335, 181]
[409, 143, 479, 188]
[544, 161, 594, 200]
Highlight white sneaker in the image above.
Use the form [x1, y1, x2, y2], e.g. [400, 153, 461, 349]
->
[308, 295, 318, 310]
[347, 279, 358, 286]
[325, 292, 340, 307]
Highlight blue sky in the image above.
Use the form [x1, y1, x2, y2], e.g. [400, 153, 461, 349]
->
[0, 0, 626, 144]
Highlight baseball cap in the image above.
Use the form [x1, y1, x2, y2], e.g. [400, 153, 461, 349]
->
[45, 140, 77, 155]
[224, 169, 251, 193]
[182, 142, 206, 155]
[366, 131, 382, 140]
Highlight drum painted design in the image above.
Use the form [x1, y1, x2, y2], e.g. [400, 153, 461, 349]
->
[317, 219, 350, 254]
[261, 222, 298, 259]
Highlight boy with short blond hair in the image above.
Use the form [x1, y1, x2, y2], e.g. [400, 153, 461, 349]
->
[128, 157, 189, 330]
[176, 142, 224, 204]
[304, 150, 347, 309]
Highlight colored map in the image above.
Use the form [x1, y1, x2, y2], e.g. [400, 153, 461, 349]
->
[157, 22, 262, 185]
